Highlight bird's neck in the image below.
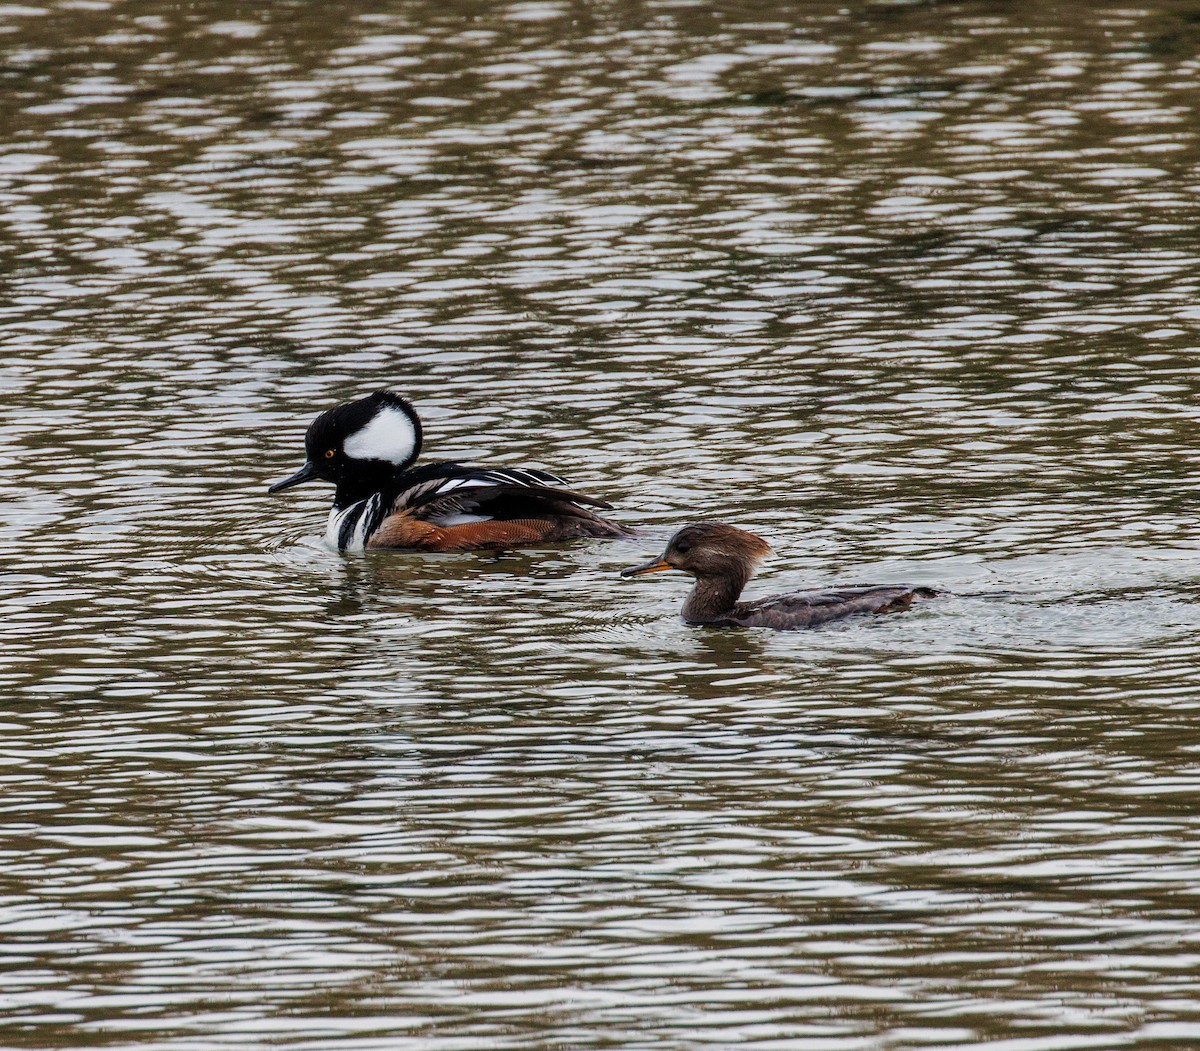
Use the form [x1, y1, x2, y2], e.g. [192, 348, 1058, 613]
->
[333, 465, 410, 510]
[682, 568, 751, 624]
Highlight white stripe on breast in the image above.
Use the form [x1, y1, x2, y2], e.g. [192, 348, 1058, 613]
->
[350, 511, 371, 551]
[324, 506, 353, 551]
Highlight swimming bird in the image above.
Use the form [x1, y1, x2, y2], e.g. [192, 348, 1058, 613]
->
[621, 523, 938, 630]
[269, 391, 630, 552]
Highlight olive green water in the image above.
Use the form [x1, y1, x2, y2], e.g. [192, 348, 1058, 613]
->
[3, 1, 1200, 1048]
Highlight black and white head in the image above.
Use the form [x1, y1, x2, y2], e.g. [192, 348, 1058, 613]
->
[268, 391, 423, 498]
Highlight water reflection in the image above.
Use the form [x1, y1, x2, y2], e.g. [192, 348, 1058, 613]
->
[2, 0, 1200, 1048]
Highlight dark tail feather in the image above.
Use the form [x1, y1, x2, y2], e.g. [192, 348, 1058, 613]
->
[540, 499, 635, 538]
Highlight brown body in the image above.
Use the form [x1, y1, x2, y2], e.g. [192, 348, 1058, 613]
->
[622, 523, 938, 630]
[707, 583, 937, 630]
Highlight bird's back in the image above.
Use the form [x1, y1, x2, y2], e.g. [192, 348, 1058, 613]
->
[725, 585, 939, 630]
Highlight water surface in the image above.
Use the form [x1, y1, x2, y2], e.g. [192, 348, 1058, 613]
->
[3, 1, 1200, 1047]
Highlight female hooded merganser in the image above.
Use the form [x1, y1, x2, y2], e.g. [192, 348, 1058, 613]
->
[622, 523, 938, 630]
[269, 390, 630, 552]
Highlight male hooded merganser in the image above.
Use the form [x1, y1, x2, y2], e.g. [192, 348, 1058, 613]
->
[269, 390, 630, 552]
[622, 523, 938, 630]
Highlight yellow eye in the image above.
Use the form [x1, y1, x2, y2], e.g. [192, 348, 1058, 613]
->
[324, 448, 336, 460]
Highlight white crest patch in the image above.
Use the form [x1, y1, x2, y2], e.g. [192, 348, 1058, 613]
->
[343, 405, 417, 464]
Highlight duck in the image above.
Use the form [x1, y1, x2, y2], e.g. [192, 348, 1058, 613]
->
[621, 522, 938, 630]
[269, 390, 630, 552]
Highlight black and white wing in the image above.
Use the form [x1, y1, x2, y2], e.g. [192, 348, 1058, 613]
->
[393, 464, 615, 524]
[356, 462, 629, 549]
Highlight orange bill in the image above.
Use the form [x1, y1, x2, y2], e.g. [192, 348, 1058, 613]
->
[620, 557, 675, 578]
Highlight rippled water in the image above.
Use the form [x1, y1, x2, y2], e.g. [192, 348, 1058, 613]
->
[4, 0, 1200, 1047]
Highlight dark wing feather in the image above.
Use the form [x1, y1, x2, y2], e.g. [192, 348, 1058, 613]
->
[375, 464, 630, 544]
[732, 585, 939, 630]
[417, 485, 614, 519]
[369, 460, 633, 542]
[394, 468, 615, 518]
